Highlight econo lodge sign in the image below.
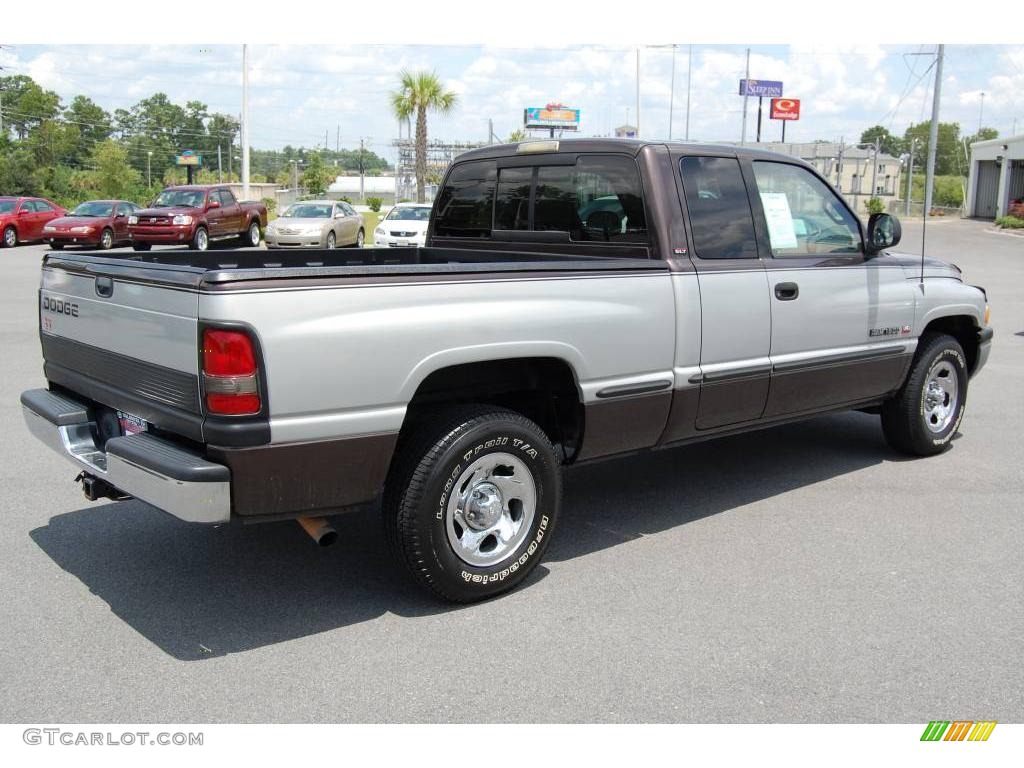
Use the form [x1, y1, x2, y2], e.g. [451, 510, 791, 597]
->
[769, 98, 801, 121]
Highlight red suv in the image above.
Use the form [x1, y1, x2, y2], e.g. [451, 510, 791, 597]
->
[0, 197, 68, 248]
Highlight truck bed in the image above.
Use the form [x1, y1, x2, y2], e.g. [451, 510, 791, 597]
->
[41, 247, 667, 290]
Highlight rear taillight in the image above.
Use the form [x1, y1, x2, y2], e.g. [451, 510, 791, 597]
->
[202, 329, 261, 415]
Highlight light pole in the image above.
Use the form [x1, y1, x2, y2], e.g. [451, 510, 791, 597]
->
[905, 138, 919, 216]
[685, 44, 692, 141]
[978, 91, 985, 134]
[147, 151, 152, 188]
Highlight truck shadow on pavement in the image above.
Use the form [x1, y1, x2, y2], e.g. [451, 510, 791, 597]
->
[31, 410, 904, 661]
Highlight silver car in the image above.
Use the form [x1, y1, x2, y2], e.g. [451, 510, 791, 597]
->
[264, 200, 365, 249]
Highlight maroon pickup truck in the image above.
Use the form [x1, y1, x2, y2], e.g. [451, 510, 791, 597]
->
[128, 185, 267, 251]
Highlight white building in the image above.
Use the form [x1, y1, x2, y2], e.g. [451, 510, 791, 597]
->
[965, 134, 1024, 219]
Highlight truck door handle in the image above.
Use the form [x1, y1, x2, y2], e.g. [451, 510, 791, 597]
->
[774, 282, 799, 301]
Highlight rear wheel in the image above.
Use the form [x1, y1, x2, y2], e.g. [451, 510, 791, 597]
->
[2, 226, 16, 248]
[49, 242, 65, 250]
[132, 242, 152, 252]
[191, 226, 209, 251]
[98, 228, 114, 250]
[383, 405, 561, 602]
[351, 228, 364, 248]
[241, 219, 261, 247]
[881, 333, 968, 456]
[326, 231, 336, 249]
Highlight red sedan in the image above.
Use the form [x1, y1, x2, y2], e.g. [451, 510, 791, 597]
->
[43, 200, 141, 250]
[0, 196, 67, 248]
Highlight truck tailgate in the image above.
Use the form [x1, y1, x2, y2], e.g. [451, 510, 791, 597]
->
[38, 256, 204, 440]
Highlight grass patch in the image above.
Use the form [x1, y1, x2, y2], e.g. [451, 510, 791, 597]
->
[995, 215, 1024, 229]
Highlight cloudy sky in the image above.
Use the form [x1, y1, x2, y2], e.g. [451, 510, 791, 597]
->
[3, 43, 1022, 162]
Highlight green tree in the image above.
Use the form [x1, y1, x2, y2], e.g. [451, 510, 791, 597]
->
[859, 125, 902, 157]
[65, 95, 112, 164]
[390, 70, 458, 202]
[903, 121, 962, 176]
[0, 75, 62, 139]
[27, 119, 80, 167]
[301, 151, 330, 196]
[86, 140, 141, 198]
[0, 146, 40, 195]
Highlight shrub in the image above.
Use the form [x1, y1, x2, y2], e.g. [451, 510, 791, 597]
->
[865, 197, 885, 215]
[261, 197, 276, 214]
[366, 196, 382, 212]
[338, 195, 353, 204]
[995, 215, 1024, 229]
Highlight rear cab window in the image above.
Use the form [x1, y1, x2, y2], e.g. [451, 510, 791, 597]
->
[679, 156, 758, 260]
[433, 153, 650, 255]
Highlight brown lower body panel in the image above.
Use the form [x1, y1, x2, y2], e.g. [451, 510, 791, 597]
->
[577, 392, 672, 461]
[209, 432, 398, 517]
[764, 353, 912, 418]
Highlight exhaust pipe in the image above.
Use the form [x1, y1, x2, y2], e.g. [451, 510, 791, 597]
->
[297, 516, 337, 547]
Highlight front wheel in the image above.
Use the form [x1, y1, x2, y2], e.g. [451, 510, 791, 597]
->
[191, 227, 209, 251]
[881, 333, 968, 456]
[326, 230, 336, 249]
[383, 406, 561, 602]
[132, 242, 152, 252]
[98, 228, 114, 250]
[2, 226, 16, 248]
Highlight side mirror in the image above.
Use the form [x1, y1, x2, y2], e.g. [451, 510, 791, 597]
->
[18, 208, 29, 216]
[865, 213, 901, 256]
[207, 200, 221, 210]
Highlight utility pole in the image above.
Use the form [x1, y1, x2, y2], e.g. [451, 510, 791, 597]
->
[685, 44, 692, 141]
[869, 138, 880, 199]
[488, 118, 493, 145]
[635, 47, 641, 138]
[217, 145, 222, 183]
[336, 125, 340, 153]
[978, 92, 985, 134]
[668, 44, 677, 140]
[359, 137, 365, 202]
[741, 48, 751, 144]
[241, 44, 250, 202]
[147, 150, 152, 188]
[905, 139, 916, 216]
[923, 44, 944, 220]
[836, 137, 844, 192]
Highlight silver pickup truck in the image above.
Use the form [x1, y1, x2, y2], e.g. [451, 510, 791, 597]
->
[22, 139, 992, 603]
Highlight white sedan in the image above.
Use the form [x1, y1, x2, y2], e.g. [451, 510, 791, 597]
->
[374, 203, 432, 247]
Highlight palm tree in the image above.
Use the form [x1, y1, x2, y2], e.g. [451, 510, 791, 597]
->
[390, 70, 458, 203]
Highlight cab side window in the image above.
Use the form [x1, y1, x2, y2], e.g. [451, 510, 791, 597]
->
[751, 161, 862, 257]
[680, 156, 758, 259]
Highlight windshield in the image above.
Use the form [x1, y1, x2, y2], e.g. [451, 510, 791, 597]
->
[152, 190, 206, 208]
[71, 202, 115, 217]
[386, 206, 431, 221]
[282, 203, 333, 218]
[0, 200, 16, 214]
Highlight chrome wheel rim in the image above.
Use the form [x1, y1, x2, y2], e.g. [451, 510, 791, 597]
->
[445, 452, 536, 568]
[327, 232, 335, 249]
[101, 230, 112, 249]
[923, 359, 958, 433]
[4, 228, 14, 247]
[196, 229, 208, 250]
[249, 223, 260, 246]
[356, 230, 364, 247]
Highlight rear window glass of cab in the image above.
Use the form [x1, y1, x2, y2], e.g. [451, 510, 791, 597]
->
[432, 154, 647, 244]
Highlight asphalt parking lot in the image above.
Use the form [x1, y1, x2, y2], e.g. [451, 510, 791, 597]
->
[1, 219, 1021, 723]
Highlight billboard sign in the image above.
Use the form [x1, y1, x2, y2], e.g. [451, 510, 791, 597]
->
[770, 98, 801, 120]
[175, 150, 202, 166]
[525, 103, 581, 131]
[738, 79, 783, 98]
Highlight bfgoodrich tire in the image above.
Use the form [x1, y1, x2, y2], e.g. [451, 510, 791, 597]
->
[383, 406, 561, 603]
[881, 333, 968, 456]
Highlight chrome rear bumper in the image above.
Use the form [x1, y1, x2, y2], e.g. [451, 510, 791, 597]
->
[21, 388, 230, 523]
